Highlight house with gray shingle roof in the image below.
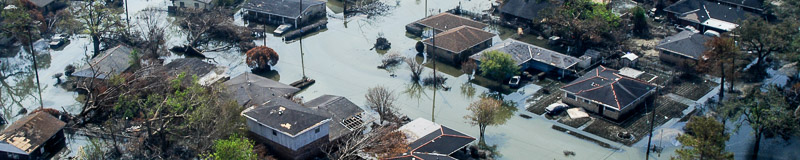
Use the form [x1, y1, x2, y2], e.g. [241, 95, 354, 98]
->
[664, 0, 756, 32]
[470, 39, 588, 77]
[656, 30, 712, 65]
[71, 45, 135, 80]
[560, 66, 657, 120]
[386, 118, 475, 160]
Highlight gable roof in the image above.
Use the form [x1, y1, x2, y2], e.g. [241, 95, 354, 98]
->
[422, 26, 495, 54]
[470, 39, 580, 70]
[303, 95, 369, 140]
[71, 45, 135, 79]
[500, 0, 559, 21]
[29, 0, 54, 8]
[416, 12, 488, 32]
[388, 118, 475, 159]
[163, 58, 228, 86]
[242, 0, 326, 19]
[0, 112, 66, 155]
[241, 98, 329, 137]
[561, 66, 657, 110]
[224, 73, 300, 107]
[717, 0, 763, 10]
[664, 0, 752, 31]
[656, 30, 711, 60]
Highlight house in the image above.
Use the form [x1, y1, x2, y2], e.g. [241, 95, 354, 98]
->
[407, 12, 488, 36]
[423, 26, 495, 65]
[386, 118, 475, 160]
[302, 95, 371, 141]
[656, 30, 711, 65]
[171, 0, 213, 10]
[620, 53, 639, 68]
[162, 58, 229, 86]
[0, 112, 66, 159]
[713, 0, 764, 13]
[664, 0, 754, 32]
[242, 98, 330, 160]
[224, 72, 300, 107]
[70, 45, 135, 79]
[469, 39, 587, 77]
[560, 66, 658, 120]
[499, 0, 558, 25]
[242, 0, 327, 26]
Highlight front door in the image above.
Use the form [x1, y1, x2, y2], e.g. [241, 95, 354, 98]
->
[598, 104, 604, 115]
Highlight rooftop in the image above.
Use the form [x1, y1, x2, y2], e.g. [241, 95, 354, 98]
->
[422, 26, 495, 54]
[561, 66, 657, 111]
[163, 58, 229, 86]
[391, 118, 475, 158]
[470, 39, 580, 70]
[71, 45, 135, 79]
[656, 30, 711, 60]
[664, 0, 752, 31]
[303, 95, 370, 140]
[0, 112, 66, 155]
[416, 12, 488, 32]
[241, 98, 330, 137]
[499, 0, 559, 21]
[242, 0, 326, 19]
[224, 73, 300, 107]
[29, 0, 54, 8]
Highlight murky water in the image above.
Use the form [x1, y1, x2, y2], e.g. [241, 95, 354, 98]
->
[0, 0, 686, 159]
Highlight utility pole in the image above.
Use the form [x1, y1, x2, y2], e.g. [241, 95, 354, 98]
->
[299, 0, 306, 79]
[125, 0, 130, 33]
[431, 26, 436, 122]
[27, 28, 43, 109]
[645, 94, 657, 160]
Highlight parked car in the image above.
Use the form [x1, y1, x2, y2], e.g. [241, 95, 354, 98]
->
[545, 103, 568, 115]
[49, 34, 68, 48]
[509, 76, 521, 88]
[274, 24, 293, 35]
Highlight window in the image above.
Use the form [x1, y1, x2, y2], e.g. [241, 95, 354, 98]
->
[315, 127, 320, 133]
[179, 2, 184, 7]
[566, 93, 576, 100]
[582, 98, 591, 104]
[272, 130, 277, 136]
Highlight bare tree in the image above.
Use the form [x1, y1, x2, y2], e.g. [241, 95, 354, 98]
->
[464, 97, 504, 145]
[133, 7, 171, 58]
[365, 86, 397, 124]
[180, 9, 254, 52]
[75, 0, 125, 57]
[322, 125, 408, 160]
[461, 59, 477, 80]
[406, 58, 424, 82]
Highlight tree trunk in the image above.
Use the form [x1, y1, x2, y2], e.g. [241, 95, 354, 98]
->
[752, 129, 762, 160]
[719, 62, 725, 100]
[92, 35, 101, 58]
[479, 124, 486, 146]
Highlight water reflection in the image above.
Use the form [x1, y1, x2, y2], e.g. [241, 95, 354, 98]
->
[253, 69, 281, 82]
[0, 49, 40, 121]
[459, 81, 476, 99]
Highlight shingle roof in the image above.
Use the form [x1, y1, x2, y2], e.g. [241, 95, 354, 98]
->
[29, 0, 54, 8]
[471, 39, 580, 69]
[242, 0, 325, 19]
[163, 58, 216, 78]
[416, 12, 488, 32]
[422, 26, 495, 54]
[241, 98, 329, 137]
[561, 66, 657, 110]
[664, 0, 752, 31]
[656, 30, 711, 60]
[717, 0, 763, 10]
[0, 112, 65, 154]
[224, 73, 300, 107]
[499, 0, 558, 21]
[71, 45, 134, 79]
[303, 95, 369, 141]
[388, 118, 475, 159]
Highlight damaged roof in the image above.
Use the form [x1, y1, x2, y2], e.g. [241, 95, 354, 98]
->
[241, 98, 329, 137]
[163, 58, 228, 86]
[242, 0, 326, 19]
[561, 66, 657, 111]
[0, 112, 66, 155]
[71, 45, 135, 79]
[388, 118, 475, 159]
[656, 30, 711, 60]
[416, 12, 488, 32]
[224, 72, 300, 107]
[664, 0, 752, 31]
[471, 39, 580, 69]
[304, 95, 370, 141]
[422, 26, 495, 54]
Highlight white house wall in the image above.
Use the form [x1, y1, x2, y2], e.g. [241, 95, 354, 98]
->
[246, 119, 330, 151]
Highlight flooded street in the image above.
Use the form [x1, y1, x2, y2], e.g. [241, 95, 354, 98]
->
[0, 0, 689, 159]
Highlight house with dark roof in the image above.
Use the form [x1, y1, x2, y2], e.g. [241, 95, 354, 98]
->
[224, 72, 300, 107]
[406, 12, 488, 36]
[423, 26, 495, 65]
[656, 30, 712, 65]
[242, 98, 330, 160]
[664, 0, 755, 32]
[560, 66, 657, 120]
[470, 39, 588, 77]
[386, 118, 475, 160]
[0, 112, 66, 159]
[163, 58, 229, 86]
[242, 0, 326, 26]
[499, 0, 559, 25]
[71, 45, 135, 79]
[171, 0, 213, 10]
[713, 0, 764, 12]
